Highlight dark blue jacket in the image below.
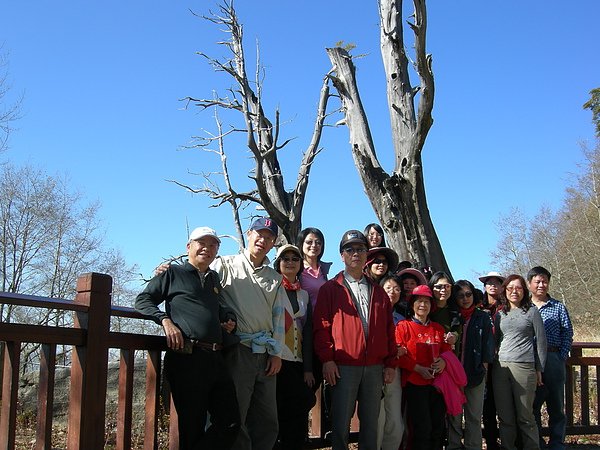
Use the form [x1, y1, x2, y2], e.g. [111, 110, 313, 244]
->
[462, 308, 495, 387]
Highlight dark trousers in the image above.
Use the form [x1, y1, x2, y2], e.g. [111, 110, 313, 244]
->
[405, 383, 446, 450]
[275, 360, 316, 450]
[533, 352, 567, 450]
[483, 364, 500, 450]
[165, 348, 240, 450]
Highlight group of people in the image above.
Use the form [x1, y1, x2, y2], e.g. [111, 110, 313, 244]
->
[135, 218, 574, 450]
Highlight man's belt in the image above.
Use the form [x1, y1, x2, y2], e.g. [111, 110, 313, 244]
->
[547, 346, 560, 353]
[190, 339, 223, 351]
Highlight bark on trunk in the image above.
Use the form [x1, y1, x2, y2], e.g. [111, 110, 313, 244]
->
[326, 0, 449, 274]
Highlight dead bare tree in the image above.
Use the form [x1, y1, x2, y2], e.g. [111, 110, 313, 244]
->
[326, 0, 449, 272]
[178, 2, 333, 245]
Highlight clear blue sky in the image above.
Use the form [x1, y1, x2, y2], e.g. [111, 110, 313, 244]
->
[2, 1, 598, 290]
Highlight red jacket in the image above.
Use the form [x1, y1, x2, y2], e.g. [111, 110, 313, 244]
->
[313, 272, 397, 368]
[395, 319, 452, 386]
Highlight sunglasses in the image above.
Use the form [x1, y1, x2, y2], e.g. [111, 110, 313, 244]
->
[372, 258, 388, 265]
[281, 256, 301, 263]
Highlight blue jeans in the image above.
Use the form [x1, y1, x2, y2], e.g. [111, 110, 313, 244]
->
[533, 352, 567, 450]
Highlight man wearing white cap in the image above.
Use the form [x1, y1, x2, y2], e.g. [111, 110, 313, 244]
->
[136, 226, 240, 450]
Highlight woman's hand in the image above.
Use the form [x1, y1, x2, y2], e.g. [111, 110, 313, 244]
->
[414, 364, 435, 380]
[383, 367, 396, 384]
[444, 332, 457, 346]
[431, 357, 446, 374]
[397, 345, 407, 358]
[304, 372, 315, 388]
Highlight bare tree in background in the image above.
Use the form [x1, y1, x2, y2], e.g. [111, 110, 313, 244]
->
[492, 90, 600, 339]
[0, 164, 139, 370]
[0, 46, 22, 153]
[492, 147, 600, 339]
[491, 206, 563, 280]
[326, 0, 448, 273]
[177, 2, 333, 246]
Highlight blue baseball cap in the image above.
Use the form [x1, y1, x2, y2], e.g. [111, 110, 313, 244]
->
[250, 217, 278, 237]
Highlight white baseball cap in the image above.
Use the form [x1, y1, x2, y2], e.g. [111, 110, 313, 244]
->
[188, 227, 221, 244]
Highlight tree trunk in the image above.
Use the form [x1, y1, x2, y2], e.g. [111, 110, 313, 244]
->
[326, 0, 449, 274]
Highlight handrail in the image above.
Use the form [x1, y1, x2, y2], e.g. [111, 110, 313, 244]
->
[0, 291, 88, 312]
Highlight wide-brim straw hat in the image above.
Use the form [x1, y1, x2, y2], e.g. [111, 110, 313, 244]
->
[478, 271, 505, 284]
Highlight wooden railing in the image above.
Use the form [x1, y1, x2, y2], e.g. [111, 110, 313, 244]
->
[0, 272, 599, 449]
[566, 342, 600, 436]
[0, 273, 178, 450]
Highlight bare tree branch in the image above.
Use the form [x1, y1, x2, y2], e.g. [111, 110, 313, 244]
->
[177, 2, 333, 243]
[0, 46, 22, 153]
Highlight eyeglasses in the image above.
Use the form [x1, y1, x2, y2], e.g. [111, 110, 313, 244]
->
[304, 239, 322, 247]
[281, 256, 301, 263]
[433, 283, 451, 291]
[372, 258, 388, 265]
[343, 247, 367, 254]
[385, 286, 401, 293]
[506, 286, 524, 292]
[456, 292, 473, 300]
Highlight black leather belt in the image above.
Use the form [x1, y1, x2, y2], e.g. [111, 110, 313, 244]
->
[191, 340, 223, 351]
[547, 346, 560, 353]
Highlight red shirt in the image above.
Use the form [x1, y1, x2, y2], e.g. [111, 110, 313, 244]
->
[395, 319, 451, 386]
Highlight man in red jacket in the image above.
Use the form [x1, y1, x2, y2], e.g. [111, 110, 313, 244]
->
[313, 229, 397, 450]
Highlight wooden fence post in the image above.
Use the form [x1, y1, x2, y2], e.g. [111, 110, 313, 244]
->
[67, 273, 112, 450]
[0, 340, 21, 450]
